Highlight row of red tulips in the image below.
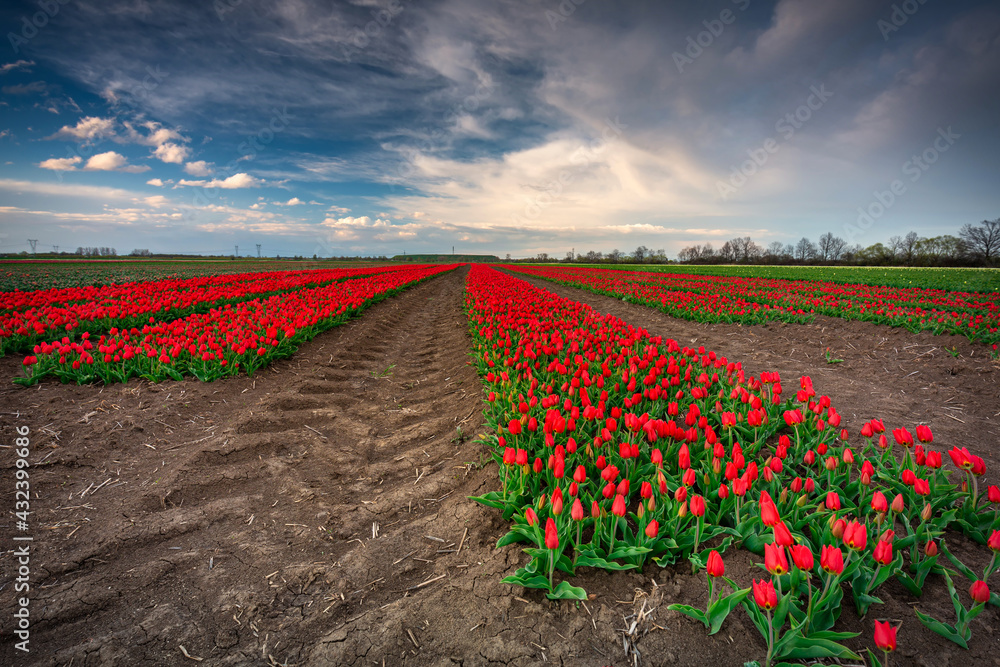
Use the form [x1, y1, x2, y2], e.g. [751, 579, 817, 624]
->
[505, 265, 1000, 345]
[0, 265, 413, 356]
[465, 264, 997, 665]
[17, 264, 456, 385]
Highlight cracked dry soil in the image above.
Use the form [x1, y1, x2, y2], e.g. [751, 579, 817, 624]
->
[2, 265, 1000, 666]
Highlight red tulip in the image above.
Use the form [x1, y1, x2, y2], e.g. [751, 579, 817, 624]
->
[545, 518, 559, 549]
[645, 520, 659, 538]
[987, 530, 1000, 553]
[690, 495, 706, 517]
[678, 443, 690, 469]
[831, 518, 847, 539]
[825, 492, 841, 511]
[925, 540, 938, 557]
[571, 499, 585, 521]
[874, 620, 897, 652]
[871, 491, 888, 513]
[970, 580, 990, 604]
[533, 457, 543, 474]
[914, 478, 930, 496]
[790, 544, 813, 571]
[843, 520, 868, 551]
[892, 428, 913, 448]
[759, 491, 780, 527]
[949, 447, 975, 470]
[612, 494, 627, 517]
[990, 485, 1000, 503]
[765, 543, 789, 576]
[890, 493, 904, 513]
[508, 419, 522, 435]
[682, 468, 696, 487]
[773, 521, 794, 548]
[515, 449, 528, 466]
[925, 451, 942, 469]
[901, 469, 916, 486]
[915, 425, 933, 443]
[503, 447, 516, 465]
[873, 539, 893, 565]
[752, 579, 778, 610]
[706, 550, 725, 577]
[820, 544, 844, 575]
[525, 507, 538, 526]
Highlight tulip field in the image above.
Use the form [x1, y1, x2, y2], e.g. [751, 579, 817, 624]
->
[2, 260, 999, 665]
[507, 264, 1000, 347]
[467, 264, 1000, 665]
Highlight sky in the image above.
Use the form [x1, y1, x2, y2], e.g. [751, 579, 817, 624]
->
[0, 0, 997, 259]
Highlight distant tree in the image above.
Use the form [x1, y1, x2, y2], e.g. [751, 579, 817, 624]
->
[505, 253, 511, 261]
[959, 219, 1000, 263]
[727, 236, 760, 262]
[718, 241, 736, 262]
[887, 235, 904, 259]
[795, 237, 817, 262]
[701, 243, 715, 260]
[537, 252, 549, 261]
[914, 235, 966, 265]
[899, 231, 921, 264]
[817, 233, 847, 261]
[584, 250, 602, 262]
[608, 248, 622, 263]
[633, 245, 649, 263]
[783, 243, 795, 258]
[130, 249, 152, 257]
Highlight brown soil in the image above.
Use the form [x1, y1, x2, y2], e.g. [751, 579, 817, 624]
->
[1, 265, 998, 667]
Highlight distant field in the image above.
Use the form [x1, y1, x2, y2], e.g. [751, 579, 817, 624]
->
[0, 258, 387, 291]
[557, 263, 1000, 292]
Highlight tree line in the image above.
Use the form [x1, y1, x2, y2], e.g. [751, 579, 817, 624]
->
[518, 219, 999, 267]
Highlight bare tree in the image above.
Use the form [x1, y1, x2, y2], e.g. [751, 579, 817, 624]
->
[900, 231, 921, 264]
[718, 241, 736, 262]
[959, 219, 1000, 263]
[818, 233, 847, 261]
[608, 248, 622, 263]
[633, 245, 649, 263]
[795, 237, 817, 262]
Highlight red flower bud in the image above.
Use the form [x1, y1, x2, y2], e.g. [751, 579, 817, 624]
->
[970, 580, 991, 604]
[612, 494, 627, 517]
[790, 544, 813, 571]
[645, 520, 659, 538]
[571, 498, 585, 521]
[545, 518, 559, 550]
[690, 495, 706, 517]
[706, 550, 725, 577]
[874, 620, 897, 653]
[820, 544, 844, 574]
[752, 579, 778, 610]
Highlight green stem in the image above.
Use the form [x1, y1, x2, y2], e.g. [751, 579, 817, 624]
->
[803, 576, 813, 635]
[765, 608, 774, 667]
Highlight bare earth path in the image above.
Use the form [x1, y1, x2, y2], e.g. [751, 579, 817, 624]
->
[1, 266, 998, 666]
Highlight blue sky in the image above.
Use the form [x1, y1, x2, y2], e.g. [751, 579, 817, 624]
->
[0, 0, 997, 258]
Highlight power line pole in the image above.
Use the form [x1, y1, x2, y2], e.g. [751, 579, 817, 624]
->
[28, 239, 37, 254]
[52, 245, 59, 254]
[235, 245, 238, 257]
[256, 243, 261, 258]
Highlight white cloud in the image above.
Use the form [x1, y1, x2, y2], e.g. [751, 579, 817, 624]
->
[0, 60, 34, 75]
[275, 197, 304, 206]
[143, 195, 169, 207]
[147, 178, 165, 187]
[154, 142, 190, 164]
[48, 116, 116, 143]
[176, 172, 263, 189]
[84, 151, 150, 173]
[38, 156, 82, 171]
[0, 178, 139, 199]
[183, 160, 213, 176]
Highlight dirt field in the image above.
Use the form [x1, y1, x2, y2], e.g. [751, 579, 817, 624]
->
[2, 265, 999, 666]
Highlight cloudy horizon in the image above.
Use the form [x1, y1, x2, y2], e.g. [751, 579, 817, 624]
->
[0, 0, 998, 258]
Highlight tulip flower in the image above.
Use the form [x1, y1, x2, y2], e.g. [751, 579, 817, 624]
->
[644, 519, 659, 539]
[611, 494, 627, 517]
[892, 428, 913, 448]
[874, 619, 897, 654]
[706, 550, 725, 577]
[790, 544, 813, 571]
[924, 540, 938, 557]
[825, 492, 841, 511]
[949, 447, 975, 470]
[873, 539, 893, 566]
[570, 498, 585, 522]
[988, 485, 1000, 504]
[508, 419, 522, 435]
[843, 520, 868, 551]
[914, 478, 930, 496]
[970, 580, 990, 604]
[764, 543, 789, 576]
[890, 494, 904, 513]
[752, 578, 778, 610]
[759, 491, 780, 526]
[773, 521, 794, 548]
[831, 518, 847, 539]
[525, 507, 538, 526]
[544, 518, 559, 550]
[915, 425, 933, 443]
[871, 491, 888, 513]
[690, 494, 706, 517]
[821, 544, 844, 575]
